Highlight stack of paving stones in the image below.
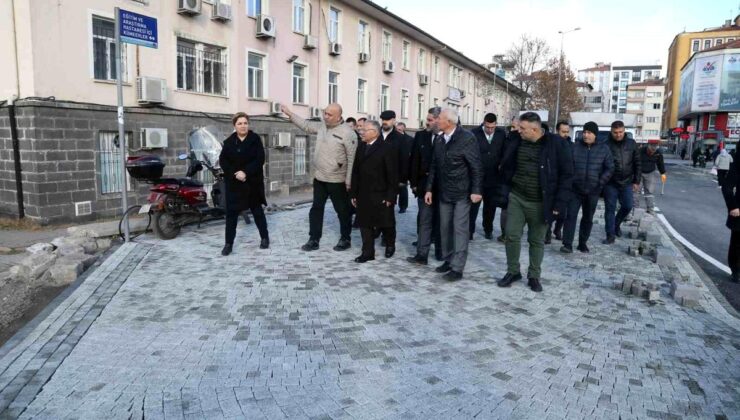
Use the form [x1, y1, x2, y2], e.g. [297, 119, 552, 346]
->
[0, 203, 739, 419]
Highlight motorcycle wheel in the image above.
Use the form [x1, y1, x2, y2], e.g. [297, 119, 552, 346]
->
[153, 211, 181, 240]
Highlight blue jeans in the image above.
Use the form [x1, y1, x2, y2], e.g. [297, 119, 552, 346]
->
[604, 183, 633, 237]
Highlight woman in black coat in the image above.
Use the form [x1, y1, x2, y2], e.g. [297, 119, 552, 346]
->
[721, 159, 740, 282]
[218, 112, 269, 255]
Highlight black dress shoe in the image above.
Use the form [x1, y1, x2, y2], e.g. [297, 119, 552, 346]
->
[301, 239, 319, 251]
[443, 271, 463, 281]
[221, 244, 232, 256]
[497, 273, 522, 287]
[544, 230, 552, 244]
[577, 243, 590, 253]
[435, 262, 451, 273]
[406, 255, 428, 265]
[385, 246, 395, 258]
[554, 229, 562, 241]
[560, 245, 573, 254]
[333, 239, 351, 251]
[434, 251, 444, 261]
[260, 238, 269, 249]
[615, 227, 622, 237]
[602, 236, 615, 245]
[528, 277, 543, 292]
[354, 255, 375, 263]
[484, 232, 493, 240]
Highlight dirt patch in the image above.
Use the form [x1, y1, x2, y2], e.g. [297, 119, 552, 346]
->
[0, 279, 68, 347]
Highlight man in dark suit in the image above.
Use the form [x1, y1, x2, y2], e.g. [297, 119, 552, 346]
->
[351, 120, 399, 262]
[469, 113, 507, 241]
[407, 107, 443, 264]
[545, 121, 574, 244]
[395, 122, 415, 213]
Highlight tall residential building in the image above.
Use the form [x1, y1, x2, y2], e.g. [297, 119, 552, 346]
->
[610, 65, 662, 114]
[577, 62, 611, 112]
[626, 79, 665, 143]
[663, 15, 740, 132]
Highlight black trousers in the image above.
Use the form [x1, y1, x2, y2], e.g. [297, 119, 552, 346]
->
[729, 230, 740, 273]
[361, 226, 395, 257]
[225, 206, 268, 244]
[562, 193, 599, 247]
[718, 169, 728, 187]
[398, 185, 409, 211]
[469, 188, 504, 235]
[309, 179, 352, 242]
[416, 195, 442, 257]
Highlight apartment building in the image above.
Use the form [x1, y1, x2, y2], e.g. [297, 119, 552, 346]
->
[626, 79, 665, 143]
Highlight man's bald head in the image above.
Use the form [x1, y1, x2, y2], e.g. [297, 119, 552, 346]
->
[324, 103, 343, 127]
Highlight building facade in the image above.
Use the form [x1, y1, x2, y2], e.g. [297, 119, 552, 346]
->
[610, 65, 662, 114]
[576, 62, 611, 112]
[0, 0, 526, 224]
[663, 16, 740, 133]
[626, 80, 665, 143]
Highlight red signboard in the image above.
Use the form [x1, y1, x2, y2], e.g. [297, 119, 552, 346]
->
[680, 134, 690, 140]
[672, 128, 684, 134]
[687, 125, 696, 133]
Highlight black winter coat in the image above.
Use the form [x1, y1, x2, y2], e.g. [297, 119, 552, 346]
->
[409, 130, 435, 196]
[607, 135, 641, 187]
[399, 132, 414, 183]
[351, 139, 398, 228]
[426, 127, 483, 203]
[639, 147, 666, 174]
[500, 133, 574, 223]
[572, 139, 614, 196]
[471, 125, 507, 189]
[722, 160, 740, 231]
[219, 131, 266, 211]
[382, 129, 409, 186]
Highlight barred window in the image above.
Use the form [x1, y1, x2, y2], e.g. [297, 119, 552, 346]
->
[294, 135, 307, 176]
[98, 132, 132, 194]
[176, 38, 228, 96]
[92, 16, 127, 81]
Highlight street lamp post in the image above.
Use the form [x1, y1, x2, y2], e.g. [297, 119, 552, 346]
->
[555, 27, 580, 124]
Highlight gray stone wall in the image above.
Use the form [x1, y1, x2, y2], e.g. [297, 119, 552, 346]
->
[0, 99, 319, 224]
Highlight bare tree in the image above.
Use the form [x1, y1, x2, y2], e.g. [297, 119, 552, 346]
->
[505, 35, 552, 99]
[529, 56, 584, 125]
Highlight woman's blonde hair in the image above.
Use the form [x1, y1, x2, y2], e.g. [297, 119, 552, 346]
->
[232, 112, 249, 126]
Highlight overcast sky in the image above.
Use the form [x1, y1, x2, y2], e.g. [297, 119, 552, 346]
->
[378, 0, 738, 72]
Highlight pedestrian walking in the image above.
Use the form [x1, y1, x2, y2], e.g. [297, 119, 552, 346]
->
[282, 103, 358, 252]
[545, 121, 574, 244]
[716, 148, 733, 187]
[561, 122, 613, 254]
[395, 121, 415, 214]
[635, 141, 666, 214]
[350, 120, 398, 262]
[469, 113, 508, 241]
[219, 112, 269, 255]
[721, 159, 740, 283]
[496, 112, 573, 292]
[692, 147, 701, 167]
[603, 120, 641, 244]
[680, 147, 687, 161]
[423, 108, 483, 281]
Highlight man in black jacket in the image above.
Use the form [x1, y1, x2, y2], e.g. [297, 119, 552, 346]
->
[395, 122, 415, 213]
[635, 141, 666, 215]
[423, 108, 483, 281]
[545, 121, 574, 244]
[408, 107, 443, 263]
[603, 120, 641, 244]
[562, 122, 614, 253]
[378, 110, 405, 244]
[497, 112, 573, 292]
[469, 113, 507, 240]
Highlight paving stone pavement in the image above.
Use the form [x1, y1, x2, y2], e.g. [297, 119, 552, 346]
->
[0, 202, 739, 419]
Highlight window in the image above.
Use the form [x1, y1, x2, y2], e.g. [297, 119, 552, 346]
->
[247, 0, 262, 17]
[636, 115, 643, 124]
[646, 117, 658, 123]
[463, 105, 470, 124]
[328, 7, 340, 43]
[292, 0, 306, 33]
[704, 39, 712, 49]
[468, 73, 474, 94]
[328, 71, 339, 104]
[401, 89, 409, 118]
[292, 63, 307, 104]
[728, 38, 736, 43]
[357, 79, 367, 113]
[652, 103, 661, 110]
[716, 39, 724, 46]
[381, 84, 390, 112]
[433, 97, 439, 106]
[709, 114, 716, 130]
[92, 16, 126, 82]
[619, 80, 628, 89]
[434, 56, 440, 81]
[448, 65, 462, 88]
[402, 41, 410, 70]
[619, 90, 627, 98]
[294, 135, 306, 176]
[418, 48, 426, 74]
[382, 31, 392, 61]
[247, 52, 265, 99]
[417, 94, 425, 125]
[99, 132, 132, 194]
[177, 39, 228, 96]
[621, 71, 629, 79]
[358, 20, 369, 54]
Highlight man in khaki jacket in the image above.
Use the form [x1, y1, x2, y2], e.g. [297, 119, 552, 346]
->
[282, 103, 358, 251]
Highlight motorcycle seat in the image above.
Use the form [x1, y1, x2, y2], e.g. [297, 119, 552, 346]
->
[157, 178, 204, 187]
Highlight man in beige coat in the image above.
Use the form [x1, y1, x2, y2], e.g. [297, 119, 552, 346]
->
[282, 104, 358, 251]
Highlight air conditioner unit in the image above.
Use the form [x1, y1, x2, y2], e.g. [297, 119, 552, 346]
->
[211, 0, 232, 21]
[329, 42, 342, 56]
[256, 15, 276, 38]
[309, 107, 322, 120]
[177, 0, 201, 15]
[303, 35, 317, 50]
[269, 102, 281, 115]
[358, 52, 370, 63]
[141, 128, 168, 149]
[137, 77, 167, 104]
[276, 132, 291, 148]
[418, 74, 429, 86]
[383, 60, 395, 73]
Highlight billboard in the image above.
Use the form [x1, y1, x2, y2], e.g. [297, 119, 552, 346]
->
[720, 53, 740, 111]
[691, 54, 724, 112]
[678, 61, 694, 117]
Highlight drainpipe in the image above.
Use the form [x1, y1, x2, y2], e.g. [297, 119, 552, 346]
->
[10, 0, 24, 218]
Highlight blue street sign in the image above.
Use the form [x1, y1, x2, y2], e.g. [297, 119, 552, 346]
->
[118, 9, 158, 49]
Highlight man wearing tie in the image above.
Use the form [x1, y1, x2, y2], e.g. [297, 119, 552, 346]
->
[469, 113, 508, 241]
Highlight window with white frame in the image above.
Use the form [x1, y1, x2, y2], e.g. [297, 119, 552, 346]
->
[468, 73, 474, 94]
[382, 31, 392, 61]
[329, 7, 340, 43]
[402, 41, 410, 70]
[92, 16, 127, 82]
[417, 94, 424, 124]
[294, 135, 307, 176]
[357, 79, 367, 113]
[247, 51, 265, 99]
[463, 105, 470, 124]
[652, 103, 661, 110]
[176, 38, 227, 96]
[99, 131, 132, 194]
[381, 84, 390, 112]
[716, 38, 724, 46]
[703, 39, 712, 49]
[448, 64, 462, 89]
[358, 20, 370, 54]
[691, 39, 700, 53]
[328, 71, 339, 104]
[646, 116, 658, 123]
[292, 0, 306, 33]
[292, 63, 307, 104]
[247, 0, 262, 17]
[709, 114, 716, 130]
[433, 97, 439, 106]
[401, 89, 409, 118]
[434, 56, 440, 81]
[418, 48, 426, 74]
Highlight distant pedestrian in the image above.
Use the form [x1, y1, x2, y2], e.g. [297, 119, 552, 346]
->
[692, 147, 701, 167]
[680, 147, 687, 161]
[636, 142, 666, 214]
[497, 112, 573, 292]
[395, 121, 415, 214]
[721, 159, 740, 283]
[469, 113, 508, 241]
[545, 121, 573, 244]
[282, 103, 358, 252]
[603, 120, 641, 244]
[716, 149, 734, 187]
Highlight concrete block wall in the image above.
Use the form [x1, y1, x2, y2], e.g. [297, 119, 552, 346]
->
[0, 107, 18, 218]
